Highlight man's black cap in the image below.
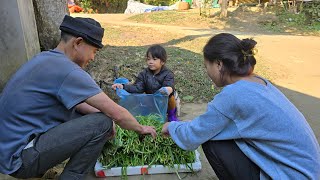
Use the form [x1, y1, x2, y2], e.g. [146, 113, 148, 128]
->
[59, 15, 104, 48]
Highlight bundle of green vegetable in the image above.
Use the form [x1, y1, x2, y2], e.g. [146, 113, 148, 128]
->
[98, 114, 196, 175]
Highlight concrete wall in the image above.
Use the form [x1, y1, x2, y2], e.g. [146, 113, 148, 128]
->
[0, 0, 40, 92]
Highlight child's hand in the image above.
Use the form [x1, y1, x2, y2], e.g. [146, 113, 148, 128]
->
[159, 87, 168, 95]
[159, 87, 173, 95]
[111, 83, 124, 90]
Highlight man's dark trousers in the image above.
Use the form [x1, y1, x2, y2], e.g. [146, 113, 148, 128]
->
[10, 112, 113, 180]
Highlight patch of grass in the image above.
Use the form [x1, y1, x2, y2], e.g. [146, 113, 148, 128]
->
[130, 7, 320, 35]
[129, 10, 213, 28]
[166, 46, 216, 102]
[101, 24, 180, 46]
[260, 8, 320, 35]
[260, 20, 283, 32]
[306, 22, 320, 31]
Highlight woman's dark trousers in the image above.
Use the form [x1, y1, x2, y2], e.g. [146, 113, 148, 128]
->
[202, 140, 260, 180]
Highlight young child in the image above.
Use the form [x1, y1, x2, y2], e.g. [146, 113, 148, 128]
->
[112, 44, 179, 122]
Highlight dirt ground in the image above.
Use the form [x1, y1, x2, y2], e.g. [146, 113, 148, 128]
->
[1, 10, 319, 180]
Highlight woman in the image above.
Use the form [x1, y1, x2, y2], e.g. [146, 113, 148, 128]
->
[161, 33, 320, 179]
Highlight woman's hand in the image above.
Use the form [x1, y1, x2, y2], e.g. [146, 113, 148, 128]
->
[161, 122, 170, 137]
[111, 83, 124, 90]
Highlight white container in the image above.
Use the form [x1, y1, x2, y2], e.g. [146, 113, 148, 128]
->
[94, 150, 201, 177]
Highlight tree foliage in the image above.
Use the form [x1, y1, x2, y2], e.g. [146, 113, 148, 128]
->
[77, 0, 178, 13]
[302, 1, 320, 23]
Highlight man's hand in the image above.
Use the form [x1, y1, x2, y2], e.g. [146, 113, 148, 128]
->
[161, 122, 170, 137]
[111, 83, 124, 90]
[138, 125, 157, 139]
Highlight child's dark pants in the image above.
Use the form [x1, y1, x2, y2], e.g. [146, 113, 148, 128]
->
[202, 140, 260, 180]
[10, 112, 113, 180]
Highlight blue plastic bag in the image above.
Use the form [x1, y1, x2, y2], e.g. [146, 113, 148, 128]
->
[113, 77, 129, 84]
[116, 89, 168, 123]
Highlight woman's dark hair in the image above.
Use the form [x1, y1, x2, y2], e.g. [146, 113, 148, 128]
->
[203, 33, 257, 76]
[146, 44, 167, 63]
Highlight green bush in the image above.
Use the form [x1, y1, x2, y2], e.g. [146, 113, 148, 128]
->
[139, 0, 178, 6]
[277, 11, 307, 26]
[79, 0, 92, 12]
[77, 0, 128, 13]
[301, 1, 320, 23]
[78, 0, 179, 13]
[105, 0, 128, 13]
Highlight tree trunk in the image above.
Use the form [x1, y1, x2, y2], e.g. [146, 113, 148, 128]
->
[193, 0, 201, 8]
[220, 0, 228, 17]
[32, 0, 69, 50]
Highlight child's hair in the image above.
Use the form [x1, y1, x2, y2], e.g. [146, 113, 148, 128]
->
[146, 44, 167, 63]
[203, 33, 257, 76]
